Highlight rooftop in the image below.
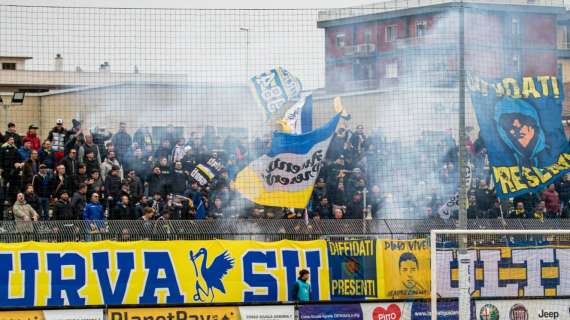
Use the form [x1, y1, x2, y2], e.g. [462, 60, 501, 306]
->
[318, 0, 566, 24]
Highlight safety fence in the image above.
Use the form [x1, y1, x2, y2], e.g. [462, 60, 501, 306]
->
[1, 218, 568, 242]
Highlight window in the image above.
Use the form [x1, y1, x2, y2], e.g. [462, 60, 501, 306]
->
[1, 63, 16, 70]
[416, 20, 428, 38]
[385, 61, 398, 79]
[385, 25, 397, 42]
[511, 17, 520, 36]
[364, 30, 372, 44]
[335, 34, 345, 48]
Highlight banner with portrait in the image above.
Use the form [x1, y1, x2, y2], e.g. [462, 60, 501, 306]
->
[469, 74, 569, 198]
[378, 239, 431, 299]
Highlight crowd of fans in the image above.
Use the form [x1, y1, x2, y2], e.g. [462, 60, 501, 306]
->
[1, 117, 568, 229]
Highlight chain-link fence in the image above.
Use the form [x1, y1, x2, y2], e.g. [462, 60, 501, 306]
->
[0, 2, 567, 235]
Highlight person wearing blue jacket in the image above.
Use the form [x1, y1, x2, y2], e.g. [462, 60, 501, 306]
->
[83, 193, 104, 230]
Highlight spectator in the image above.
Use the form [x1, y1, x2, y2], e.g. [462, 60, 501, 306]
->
[5, 123, 22, 148]
[53, 191, 73, 220]
[83, 193, 104, 228]
[32, 164, 51, 220]
[475, 180, 496, 217]
[348, 124, 368, 158]
[133, 127, 153, 150]
[23, 184, 39, 213]
[126, 169, 144, 201]
[60, 148, 79, 178]
[86, 169, 103, 199]
[181, 147, 197, 173]
[84, 150, 99, 176]
[38, 140, 56, 170]
[22, 150, 39, 187]
[172, 138, 186, 163]
[18, 139, 32, 162]
[140, 207, 155, 221]
[50, 164, 72, 198]
[13, 192, 38, 232]
[134, 195, 150, 218]
[170, 161, 187, 195]
[113, 195, 135, 220]
[47, 119, 66, 162]
[209, 196, 224, 219]
[100, 151, 122, 181]
[25, 124, 40, 151]
[333, 206, 344, 219]
[147, 167, 165, 198]
[104, 166, 123, 208]
[73, 164, 89, 191]
[509, 201, 528, 219]
[513, 191, 540, 218]
[83, 134, 101, 163]
[91, 127, 112, 161]
[126, 148, 149, 179]
[314, 196, 332, 219]
[65, 119, 84, 153]
[345, 192, 364, 219]
[111, 122, 132, 162]
[71, 183, 87, 219]
[542, 184, 561, 218]
[154, 140, 172, 163]
[533, 200, 547, 222]
[558, 173, 570, 210]
[150, 193, 165, 214]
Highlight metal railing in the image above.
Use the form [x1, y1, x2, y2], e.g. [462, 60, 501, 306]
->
[0, 218, 568, 242]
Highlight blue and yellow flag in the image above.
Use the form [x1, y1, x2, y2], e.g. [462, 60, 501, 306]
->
[249, 67, 302, 117]
[469, 75, 569, 198]
[234, 112, 341, 208]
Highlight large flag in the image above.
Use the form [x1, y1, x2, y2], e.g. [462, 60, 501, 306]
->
[249, 67, 302, 117]
[234, 112, 341, 208]
[277, 94, 313, 134]
[469, 74, 569, 198]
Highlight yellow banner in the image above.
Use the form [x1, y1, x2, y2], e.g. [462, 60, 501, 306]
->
[108, 307, 240, 320]
[0, 311, 44, 320]
[0, 240, 329, 307]
[0, 239, 435, 307]
[378, 239, 431, 299]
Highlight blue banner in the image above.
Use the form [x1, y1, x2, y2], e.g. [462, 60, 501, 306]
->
[469, 75, 570, 198]
[327, 240, 378, 300]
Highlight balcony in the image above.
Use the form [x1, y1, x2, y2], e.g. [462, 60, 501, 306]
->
[343, 43, 377, 57]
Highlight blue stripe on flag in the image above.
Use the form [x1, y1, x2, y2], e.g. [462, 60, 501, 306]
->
[268, 113, 341, 157]
[300, 95, 313, 134]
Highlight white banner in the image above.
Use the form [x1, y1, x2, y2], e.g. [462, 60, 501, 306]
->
[475, 299, 570, 320]
[360, 303, 412, 320]
[239, 306, 295, 320]
[43, 309, 104, 320]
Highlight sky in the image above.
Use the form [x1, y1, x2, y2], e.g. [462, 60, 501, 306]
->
[0, 0, 376, 9]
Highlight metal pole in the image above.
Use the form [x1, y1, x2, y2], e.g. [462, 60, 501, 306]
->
[240, 27, 250, 78]
[457, 3, 470, 320]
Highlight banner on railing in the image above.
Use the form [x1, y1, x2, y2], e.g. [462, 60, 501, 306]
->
[437, 246, 570, 298]
[299, 302, 458, 320]
[475, 299, 570, 320]
[0, 239, 432, 307]
[0, 309, 104, 320]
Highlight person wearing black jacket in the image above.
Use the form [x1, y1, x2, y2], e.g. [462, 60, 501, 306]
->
[112, 195, 135, 220]
[104, 166, 122, 211]
[4, 123, 22, 148]
[73, 164, 89, 193]
[83, 150, 100, 176]
[53, 191, 74, 220]
[170, 161, 187, 195]
[126, 170, 144, 201]
[32, 164, 51, 220]
[50, 164, 73, 199]
[70, 184, 87, 219]
[59, 149, 80, 178]
[23, 184, 39, 213]
[146, 166, 165, 199]
[0, 136, 22, 201]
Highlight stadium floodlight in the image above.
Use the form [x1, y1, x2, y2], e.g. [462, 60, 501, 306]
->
[431, 229, 570, 320]
[11, 92, 24, 104]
